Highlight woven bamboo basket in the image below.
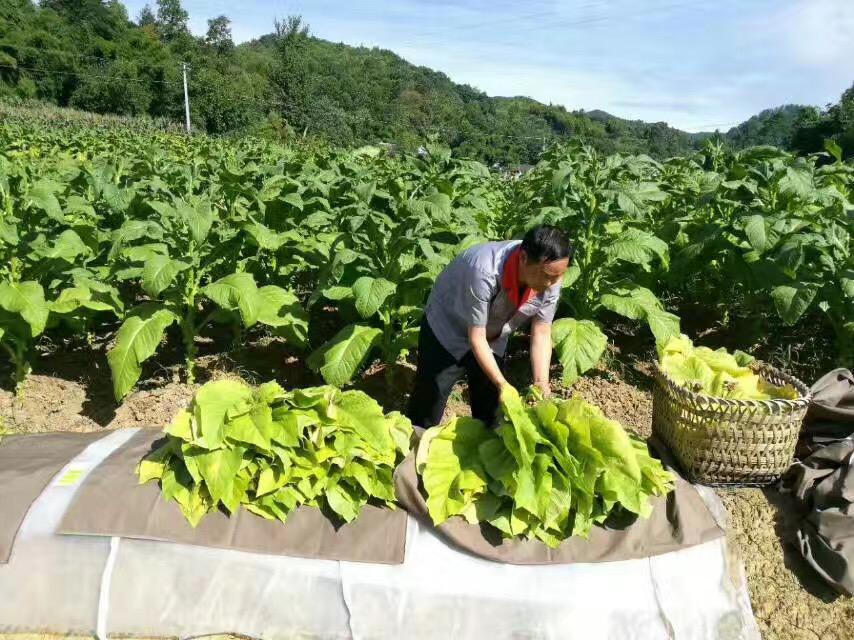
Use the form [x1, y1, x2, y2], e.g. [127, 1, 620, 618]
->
[652, 362, 811, 486]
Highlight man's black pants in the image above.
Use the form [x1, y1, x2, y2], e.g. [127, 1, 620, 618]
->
[406, 318, 505, 428]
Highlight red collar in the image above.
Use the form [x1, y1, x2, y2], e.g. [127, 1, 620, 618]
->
[502, 247, 534, 309]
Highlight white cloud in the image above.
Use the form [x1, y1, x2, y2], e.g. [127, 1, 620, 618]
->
[394, 43, 761, 131]
[776, 0, 854, 68]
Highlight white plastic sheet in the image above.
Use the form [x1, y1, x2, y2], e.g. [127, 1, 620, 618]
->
[0, 429, 761, 640]
[340, 516, 756, 640]
[0, 429, 135, 634]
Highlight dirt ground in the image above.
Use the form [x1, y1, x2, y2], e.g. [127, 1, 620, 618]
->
[2, 343, 853, 640]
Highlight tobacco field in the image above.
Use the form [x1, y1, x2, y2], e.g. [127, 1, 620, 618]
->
[0, 108, 851, 401]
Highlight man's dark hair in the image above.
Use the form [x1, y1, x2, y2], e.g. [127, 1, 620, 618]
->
[520, 225, 573, 264]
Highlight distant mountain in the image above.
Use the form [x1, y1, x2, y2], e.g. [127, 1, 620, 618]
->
[722, 105, 813, 149]
[581, 109, 617, 122]
[242, 34, 702, 163]
[2, 0, 846, 162]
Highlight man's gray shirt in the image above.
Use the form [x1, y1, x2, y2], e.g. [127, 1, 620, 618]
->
[424, 240, 561, 360]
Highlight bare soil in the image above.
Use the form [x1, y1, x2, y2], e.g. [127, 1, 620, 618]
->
[2, 341, 853, 640]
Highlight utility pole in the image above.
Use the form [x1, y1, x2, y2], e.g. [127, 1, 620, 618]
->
[182, 62, 191, 134]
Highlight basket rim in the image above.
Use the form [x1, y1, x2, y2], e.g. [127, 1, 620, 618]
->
[653, 360, 812, 409]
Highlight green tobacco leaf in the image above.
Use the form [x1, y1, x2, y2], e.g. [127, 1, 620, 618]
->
[28, 179, 63, 221]
[321, 286, 354, 301]
[551, 318, 607, 385]
[562, 262, 581, 289]
[190, 446, 245, 506]
[49, 286, 116, 315]
[351, 276, 396, 319]
[420, 392, 673, 547]
[840, 271, 854, 300]
[780, 167, 813, 198]
[422, 418, 494, 525]
[551, 165, 572, 197]
[107, 305, 177, 401]
[743, 215, 770, 254]
[325, 483, 360, 522]
[616, 182, 667, 217]
[771, 283, 817, 325]
[499, 387, 541, 467]
[192, 378, 253, 449]
[599, 286, 680, 344]
[333, 390, 395, 454]
[176, 199, 213, 245]
[659, 334, 800, 401]
[166, 410, 193, 441]
[142, 255, 190, 297]
[121, 243, 169, 264]
[177, 483, 214, 528]
[255, 286, 309, 347]
[244, 222, 287, 251]
[0, 281, 49, 336]
[410, 193, 451, 222]
[479, 437, 516, 485]
[824, 139, 843, 163]
[0, 220, 18, 246]
[160, 461, 193, 503]
[660, 353, 715, 390]
[41, 229, 89, 262]
[307, 324, 382, 386]
[137, 441, 175, 484]
[645, 308, 681, 345]
[256, 463, 289, 497]
[204, 272, 261, 327]
[386, 411, 414, 456]
[283, 191, 305, 211]
[604, 228, 669, 268]
[228, 400, 278, 452]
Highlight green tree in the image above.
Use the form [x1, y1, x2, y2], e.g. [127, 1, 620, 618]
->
[205, 15, 233, 54]
[272, 15, 311, 134]
[137, 4, 156, 27]
[69, 60, 153, 115]
[156, 0, 188, 41]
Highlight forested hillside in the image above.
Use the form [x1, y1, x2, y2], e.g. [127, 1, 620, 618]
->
[0, 0, 852, 162]
[723, 105, 812, 150]
[0, 0, 698, 162]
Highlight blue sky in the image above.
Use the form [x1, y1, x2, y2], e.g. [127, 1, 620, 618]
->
[123, 0, 854, 132]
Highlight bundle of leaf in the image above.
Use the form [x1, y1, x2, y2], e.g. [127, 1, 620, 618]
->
[137, 379, 414, 527]
[418, 389, 674, 548]
[658, 334, 798, 400]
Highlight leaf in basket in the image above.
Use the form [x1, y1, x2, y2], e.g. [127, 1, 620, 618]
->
[658, 334, 797, 401]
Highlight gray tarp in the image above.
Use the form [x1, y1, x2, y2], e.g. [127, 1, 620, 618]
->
[785, 369, 854, 595]
[0, 429, 760, 638]
[6, 428, 723, 569]
[394, 436, 724, 564]
[0, 430, 104, 563]
[57, 429, 408, 564]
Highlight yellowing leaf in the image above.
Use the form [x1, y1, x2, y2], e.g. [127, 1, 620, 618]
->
[659, 334, 800, 400]
[420, 394, 673, 547]
[139, 378, 413, 527]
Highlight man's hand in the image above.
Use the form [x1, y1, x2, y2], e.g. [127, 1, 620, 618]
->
[533, 379, 551, 399]
[530, 320, 553, 400]
[498, 380, 517, 402]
